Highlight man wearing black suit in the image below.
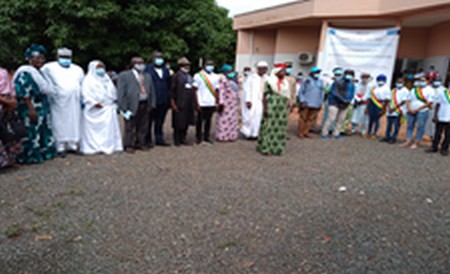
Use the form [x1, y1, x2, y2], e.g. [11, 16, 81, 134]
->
[144, 51, 171, 146]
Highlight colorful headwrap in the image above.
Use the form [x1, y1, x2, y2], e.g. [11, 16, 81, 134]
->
[24, 43, 47, 60]
[220, 64, 233, 73]
[272, 63, 287, 75]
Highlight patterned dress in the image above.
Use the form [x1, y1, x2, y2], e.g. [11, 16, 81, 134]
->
[14, 72, 57, 164]
[257, 82, 289, 155]
[216, 78, 239, 141]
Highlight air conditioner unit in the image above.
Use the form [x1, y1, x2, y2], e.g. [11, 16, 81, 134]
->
[298, 52, 314, 66]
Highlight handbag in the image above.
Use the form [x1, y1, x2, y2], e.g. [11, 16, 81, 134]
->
[0, 110, 27, 143]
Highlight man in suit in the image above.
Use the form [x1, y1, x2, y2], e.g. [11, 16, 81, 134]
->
[144, 51, 171, 147]
[118, 57, 156, 153]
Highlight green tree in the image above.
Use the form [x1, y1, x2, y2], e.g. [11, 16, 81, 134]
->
[0, 0, 236, 71]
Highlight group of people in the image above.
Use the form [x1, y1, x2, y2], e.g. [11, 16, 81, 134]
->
[1, 43, 449, 169]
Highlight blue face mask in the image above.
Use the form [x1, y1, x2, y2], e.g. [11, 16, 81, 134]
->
[433, 81, 442, 87]
[205, 65, 214, 73]
[407, 74, 414, 80]
[285, 68, 292, 75]
[377, 81, 385, 87]
[418, 81, 427, 88]
[58, 58, 72, 68]
[312, 74, 320, 80]
[227, 72, 236, 79]
[396, 83, 404, 89]
[345, 75, 353, 81]
[154, 58, 164, 67]
[95, 68, 106, 77]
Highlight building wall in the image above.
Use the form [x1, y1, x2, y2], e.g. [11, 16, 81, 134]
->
[427, 20, 450, 57]
[397, 28, 429, 59]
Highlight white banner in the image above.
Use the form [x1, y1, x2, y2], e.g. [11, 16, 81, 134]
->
[318, 27, 400, 86]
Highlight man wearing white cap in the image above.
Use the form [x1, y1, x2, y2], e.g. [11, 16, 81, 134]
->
[241, 61, 269, 140]
[41, 47, 84, 157]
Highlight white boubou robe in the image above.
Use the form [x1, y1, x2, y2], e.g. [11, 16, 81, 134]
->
[241, 73, 267, 138]
[41, 62, 84, 144]
[80, 61, 123, 155]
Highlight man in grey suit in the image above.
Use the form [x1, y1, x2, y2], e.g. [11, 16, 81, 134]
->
[118, 57, 156, 153]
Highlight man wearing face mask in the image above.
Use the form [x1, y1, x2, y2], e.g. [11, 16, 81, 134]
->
[365, 74, 390, 140]
[425, 76, 444, 139]
[241, 61, 269, 140]
[381, 77, 410, 144]
[351, 73, 370, 135]
[321, 69, 355, 140]
[284, 62, 297, 110]
[170, 57, 196, 146]
[41, 47, 84, 157]
[400, 76, 434, 150]
[144, 51, 171, 147]
[193, 59, 220, 144]
[117, 57, 156, 153]
[297, 67, 324, 138]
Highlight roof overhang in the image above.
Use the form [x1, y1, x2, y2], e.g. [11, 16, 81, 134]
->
[233, 0, 450, 30]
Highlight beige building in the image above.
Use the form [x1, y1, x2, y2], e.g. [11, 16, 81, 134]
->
[233, 0, 450, 84]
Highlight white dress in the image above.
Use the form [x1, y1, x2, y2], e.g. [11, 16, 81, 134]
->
[241, 73, 266, 138]
[80, 61, 123, 155]
[41, 62, 84, 145]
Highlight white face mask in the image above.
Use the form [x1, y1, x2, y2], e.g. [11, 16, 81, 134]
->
[134, 63, 145, 72]
[181, 67, 190, 73]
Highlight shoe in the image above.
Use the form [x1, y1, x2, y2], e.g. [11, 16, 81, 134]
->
[361, 134, 367, 139]
[320, 135, 329, 140]
[156, 142, 171, 147]
[388, 139, 397, 144]
[425, 148, 438, 153]
[125, 148, 135, 154]
[298, 134, 305, 139]
[333, 135, 345, 140]
[58, 151, 67, 158]
[440, 150, 449, 156]
[410, 144, 418, 150]
[304, 134, 312, 139]
[196, 140, 202, 145]
[380, 138, 390, 143]
[204, 139, 214, 144]
[399, 142, 411, 148]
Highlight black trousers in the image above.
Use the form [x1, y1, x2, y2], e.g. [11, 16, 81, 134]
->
[173, 127, 188, 146]
[124, 101, 149, 149]
[432, 121, 450, 151]
[196, 107, 215, 142]
[146, 104, 169, 145]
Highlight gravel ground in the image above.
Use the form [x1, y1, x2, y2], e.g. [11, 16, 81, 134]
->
[0, 116, 449, 274]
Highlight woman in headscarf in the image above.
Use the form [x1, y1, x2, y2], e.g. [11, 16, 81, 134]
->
[80, 60, 123, 155]
[215, 64, 239, 142]
[257, 64, 290, 155]
[0, 68, 21, 168]
[13, 44, 57, 164]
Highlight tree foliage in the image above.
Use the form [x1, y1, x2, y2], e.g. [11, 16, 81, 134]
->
[0, 0, 236, 70]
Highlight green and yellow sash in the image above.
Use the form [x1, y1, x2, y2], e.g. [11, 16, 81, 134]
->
[391, 88, 402, 116]
[444, 88, 450, 104]
[199, 70, 216, 97]
[414, 87, 427, 103]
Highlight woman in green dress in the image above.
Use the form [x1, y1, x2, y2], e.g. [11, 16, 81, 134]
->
[13, 44, 57, 164]
[257, 64, 291, 155]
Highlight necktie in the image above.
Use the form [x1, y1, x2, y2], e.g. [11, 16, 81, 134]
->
[138, 73, 146, 94]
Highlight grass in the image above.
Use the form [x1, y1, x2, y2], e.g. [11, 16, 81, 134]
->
[5, 224, 22, 238]
[219, 207, 229, 215]
[218, 240, 239, 250]
[25, 206, 52, 218]
[85, 220, 95, 229]
[53, 201, 65, 209]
